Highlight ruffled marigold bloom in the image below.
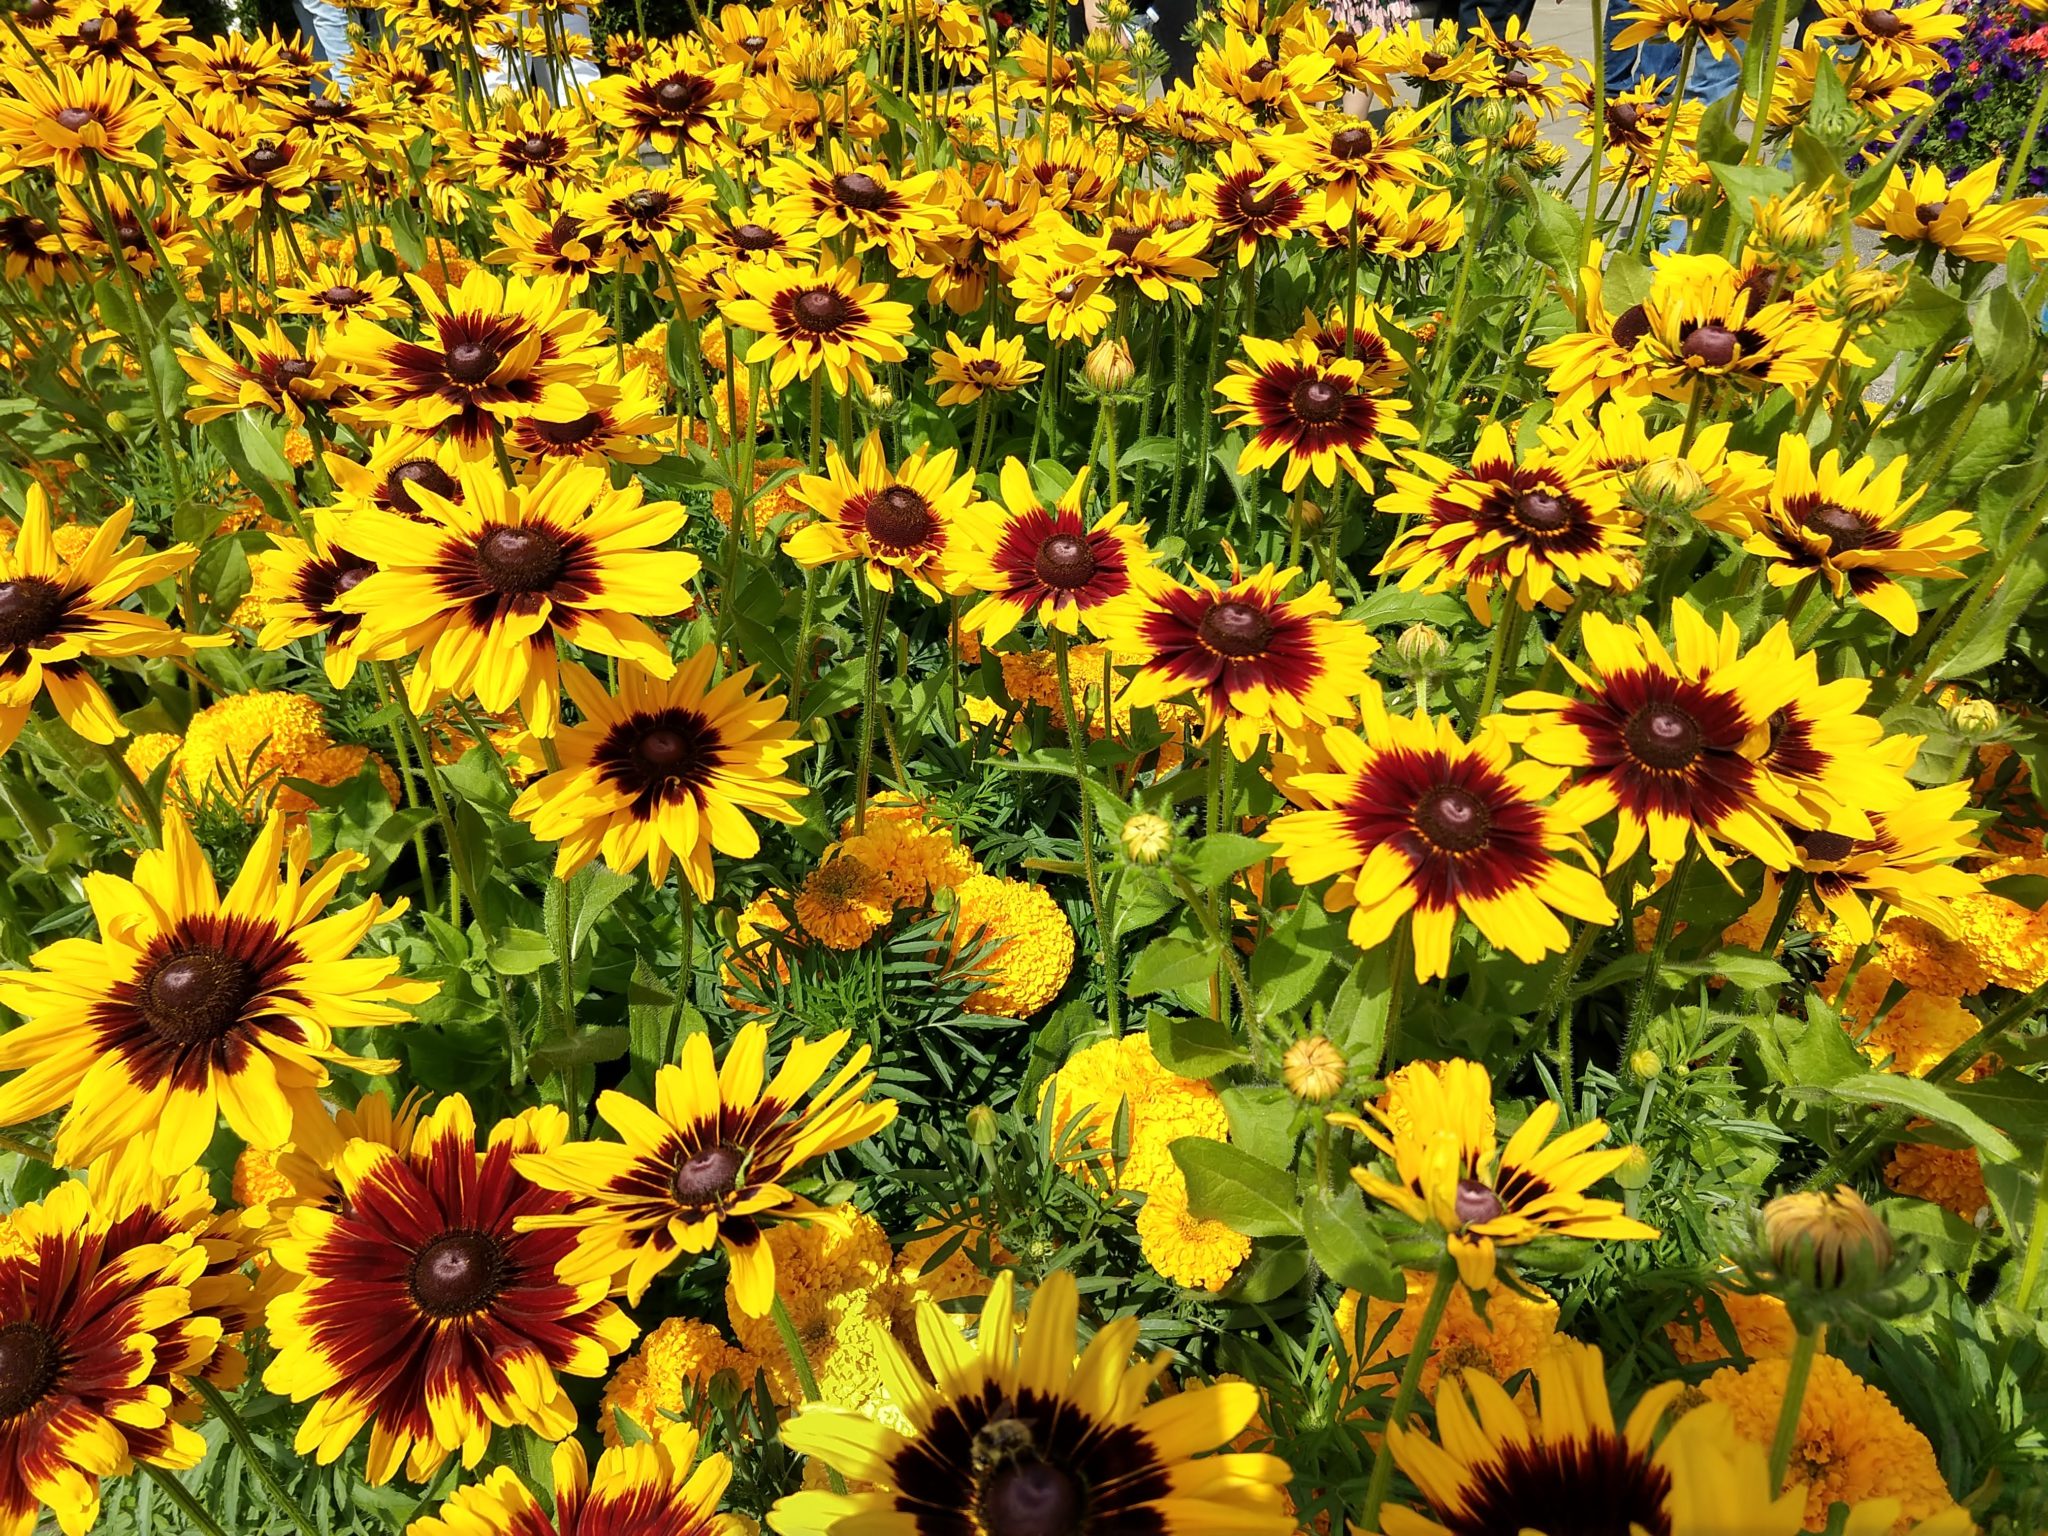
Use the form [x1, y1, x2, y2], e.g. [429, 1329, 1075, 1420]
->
[1664, 1288, 1795, 1366]
[1135, 1164, 1251, 1291]
[413, 1423, 731, 1536]
[928, 326, 1041, 407]
[0, 488, 222, 757]
[513, 1021, 897, 1314]
[1826, 962, 1980, 1079]
[956, 461, 1154, 643]
[1707, 435, 1981, 634]
[509, 650, 807, 896]
[1510, 600, 1812, 873]
[785, 433, 978, 599]
[1377, 421, 1639, 621]
[0, 1180, 216, 1536]
[948, 873, 1074, 1019]
[1701, 1353, 1961, 1534]
[1267, 702, 1618, 981]
[722, 261, 913, 396]
[1335, 1269, 1560, 1405]
[1334, 1058, 1655, 1290]
[0, 58, 161, 183]
[0, 812, 426, 1174]
[263, 1097, 636, 1486]
[1095, 564, 1379, 759]
[338, 458, 699, 735]
[767, 1270, 1294, 1536]
[601, 1317, 756, 1443]
[1215, 336, 1413, 493]
[1885, 1138, 1990, 1224]
[794, 851, 894, 950]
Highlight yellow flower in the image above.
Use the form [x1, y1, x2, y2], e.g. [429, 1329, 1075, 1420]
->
[1665, 1288, 1796, 1366]
[1885, 1138, 1990, 1224]
[602, 1318, 757, 1444]
[836, 798, 982, 906]
[1826, 962, 1980, 1079]
[724, 1208, 899, 1412]
[1136, 1164, 1250, 1291]
[1701, 1353, 1961, 1534]
[949, 874, 1074, 1019]
[1335, 1269, 1560, 1406]
[793, 851, 893, 950]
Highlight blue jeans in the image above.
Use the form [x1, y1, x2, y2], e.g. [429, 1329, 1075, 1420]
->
[1603, 9, 1742, 248]
[291, 0, 354, 94]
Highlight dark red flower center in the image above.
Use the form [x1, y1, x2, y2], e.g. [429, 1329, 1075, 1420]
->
[407, 1229, 505, 1317]
[1796, 829, 1859, 863]
[385, 458, 456, 513]
[671, 1143, 743, 1207]
[1246, 58, 1276, 81]
[54, 105, 95, 130]
[0, 1321, 60, 1419]
[1500, 68, 1531, 88]
[1199, 598, 1273, 658]
[445, 339, 501, 385]
[1608, 101, 1641, 131]
[741, 33, 767, 50]
[139, 946, 258, 1047]
[475, 525, 567, 593]
[1513, 489, 1572, 533]
[1610, 303, 1651, 348]
[1034, 532, 1096, 590]
[1680, 323, 1739, 369]
[1330, 125, 1373, 159]
[867, 485, 935, 549]
[512, 132, 558, 162]
[654, 77, 695, 111]
[1289, 376, 1347, 424]
[245, 143, 288, 177]
[1864, 7, 1904, 36]
[832, 170, 889, 210]
[1623, 702, 1703, 771]
[732, 221, 777, 250]
[1331, 27, 1358, 47]
[1414, 786, 1491, 854]
[22, 0, 56, 22]
[1105, 226, 1144, 255]
[981, 1461, 1086, 1536]
[1914, 199, 1946, 226]
[1454, 1177, 1505, 1225]
[0, 576, 68, 649]
[530, 411, 602, 447]
[275, 357, 315, 383]
[333, 563, 374, 597]
[792, 287, 853, 333]
[319, 284, 365, 307]
[1801, 500, 1877, 552]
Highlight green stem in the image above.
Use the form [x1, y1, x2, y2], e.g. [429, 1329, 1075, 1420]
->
[1628, 35, 1695, 257]
[1744, 0, 1787, 165]
[853, 580, 884, 833]
[771, 1294, 847, 1493]
[194, 1380, 322, 1536]
[1767, 1326, 1821, 1494]
[98, 737, 161, 842]
[1627, 842, 1698, 1055]
[2002, 80, 2048, 203]
[1171, 869, 1258, 1029]
[1359, 1256, 1458, 1529]
[1051, 633, 1119, 1034]
[1578, 0, 1607, 286]
[1474, 602, 1525, 721]
[140, 1465, 234, 1536]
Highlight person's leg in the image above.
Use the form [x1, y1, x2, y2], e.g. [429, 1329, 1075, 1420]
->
[299, 0, 354, 94]
[1686, 41, 1740, 105]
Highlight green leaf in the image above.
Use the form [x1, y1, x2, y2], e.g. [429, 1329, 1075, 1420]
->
[1251, 897, 1338, 1019]
[1971, 285, 2038, 386]
[1661, 951, 1790, 990]
[1826, 1073, 2019, 1163]
[628, 955, 676, 1080]
[1181, 833, 1271, 889]
[1327, 949, 1392, 1068]
[235, 409, 294, 487]
[1302, 1185, 1403, 1300]
[1935, 529, 2048, 680]
[1146, 1009, 1248, 1078]
[1223, 1239, 1309, 1303]
[1951, 1072, 2048, 1158]
[1128, 935, 1218, 997]
[1521, 188, 1583, 275]
[1173, 1137, 1299, 1238]
[529, 1026, 630, 1073]
[489, 927, 555, 976]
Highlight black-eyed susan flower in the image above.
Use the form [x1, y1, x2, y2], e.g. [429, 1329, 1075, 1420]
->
[929, 326, 1041, 407]
[274, 262, 408, 327]
[1376, 421, 1640, 623]
[321, 425, 471, 518]
[0, 811, 426, 1174]
[509, 650, 807, 896]
[1808, 0, 1963, 68]
[512, 1021, 897, 1314]
[1215, 336, 1413, 493]
[785, 432, 978, 599]
[762, 146, 957, 274]
[1634, 252, 1833, 403]
[0, 488, 223, 758]
[1267, 701, 1618, 981]
[336, 459, 699, 735]
[1262, 105, 1443, 227]
[955, 461, 1155, 643]
[1008, 247, 1117, 344]
[766, 1270, 1294, 1536]
[1188, 140, 1307, 266]
[176, 320, 340, 426]
[170, 121, 318, 231]
[488, 201, 613, 291]
[0, 57, 161, 183]
[1085, 213, 1219, 307]
[244, 509, 403, 685]
[324, 268, 608, 447]
[1528, 243, 1661, 415]
[263, 1096, 636, 1486]
[1856, 160, 2048, 265]
[1536, 395, 1773, 529]
[592, 50, 742, 158]
[1509, 599, 1810, 873]
[1610, 0, 1757, 59]
[413, 1423, 730, 1536]
[721, 260, 913, 397]
[1710, 435, 1981, 634]
[1336, 1058, 1655, 1290]
[0, 1180, 217, 1536]
[1094, 564, 1379, 759]
[505, 364, 674, 466]
[1797, 782, 1984, 946]
[1377, 1341, 1802, 1536]
[1736, 623, 1909, 836]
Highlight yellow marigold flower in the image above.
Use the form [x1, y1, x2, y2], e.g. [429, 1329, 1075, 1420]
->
[124, 729, 182, 785]
[725, 1208, 898, 1409]
[1136, 1163, 1250, 1291]
[1701, 1353, 1961, 1534]
[894, 1222, 1004, 1309]
[1826, 962, 1980, 1079]
[949, 874, 1073, 1018]
[1820, 915, 1990, 998]
[1039, 1034, 1232, 1194]
[836, 811, 981, 908]
[1335, 1268, 1561, 1405]
[1885, 1138, 1990, 1224]
[723, 891, 796, 1007]
[1951, 889, 2048, 992]
[282, 427, 313, 468]
[793, 851, 893, 950]
[601, 1317, 756, 1444]
[1664, 1288, 1795, 1366]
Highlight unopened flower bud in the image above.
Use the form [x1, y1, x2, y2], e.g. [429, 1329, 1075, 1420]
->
[1388, 623, 1451, 679]
[1611, 1145, 1653, 1190]
[966, 1104, 1000, 1146]
[1294, 497, 1325, 533]
[1082, 25, 1121, 63]
[1762, 1185, 1894, 1291]
[1629, 1047, 1663, 1081]
[1671, 177, 1720, 222]
[864, 382, 897, 416]
[1625, 457, 1712, 520]
[1283, 1036, 1347, 1102]
[1082, 336, 1135, 394]
[1101, 0, 1132, 20]
[1121, 812, 1174, 865]
[1946, 696, 1999, 739]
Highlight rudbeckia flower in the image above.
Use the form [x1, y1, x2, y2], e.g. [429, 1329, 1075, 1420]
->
[0, 57, 161, 183]
[0, 812, 428, 1174]
[955, 460, 1156, 643]
[512, 1020, 897, 1314]
[784, 432, 978, 598]
[721, 260, 913, 396]
[411, 1424, 731, 1536]
[928, 325, 1041, 406]
[1215, 335, 1413, 493]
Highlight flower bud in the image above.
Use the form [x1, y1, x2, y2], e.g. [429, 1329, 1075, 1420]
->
[1671, 176, 1721, 222]
[1082, 25, 1122, 63]
[1282, 1036, 1347, 1103]
[1762, 1185, 1894, 1291]
[1121, 812, 1175, 865]
[966, 1104, 1000, 1146]
[1611, 1145, 1653, 1190]
[1082, 336, 1135, 395]
[1293, 497, 1325, 534]
[1624, 456, 1712, 520]
[864, 382, 898, 417]
[1945, 695, 1999, 740]
[1101, 0, 1132, 20]
[1387, 623, 1451, 680]
[1629, 1047, 1663, 1081]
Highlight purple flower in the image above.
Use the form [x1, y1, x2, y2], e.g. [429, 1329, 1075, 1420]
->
[1947, 117, 1971, 139]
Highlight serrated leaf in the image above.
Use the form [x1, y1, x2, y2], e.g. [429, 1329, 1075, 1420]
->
[1302, 1185, 1403, 1300]
[1171, 1137, 1299, 1237]
[1128, 934, 1218, 997]
[1146, 1009, 1248, 1078]
[1827, 1073, 2019, 1163]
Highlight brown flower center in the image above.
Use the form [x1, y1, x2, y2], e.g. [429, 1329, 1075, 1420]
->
[407, 1229, 505, 1318]
[654, 77, 695, 111]
[1246, 58, 1276, 82]
[1610, 302, 1651, 348]
[1105, 226, 1144, 255]
[1608, 101, 1641, 131]
[332, 562, 374, 598]
[1289, 376, 1346, 424]
[139, 946, 258, 1047]
[1864, 7, 1904, 36]
[980, 1461, 1086, 1536]
[245, 143, 288, 177]
[319, 284, 364, 307]
[53, 105, 95, 130]
[274, 357, 315, 383]
[1796, 829, 1858, 864]
[1513, 488, 1571, 533]
[1500, 67, 1531, 88]
[530, 412, 602, 447]
[385, 458, 456, 513]
[1414, 786, 1491, 853]
[445, 339, 501, 385]
[1033, 532, 1097, 589]
[1330, 125, 1374, 159]
[1420, 49, 1448, 69]
[731, 221, 777, 250]
[1914, 199, 1946, 227]
[0, 1321, 60, 1419]
[475, 525, 567, 593]
[512, 132, 556, 161]
[1801, 500, 1876, 553]
[1454, 1177, 1505, 1225]
[1198, 598, 1273, 658]
[624, 189, 670, 219]
[0, 576, 69, 650]
[792, 287, 853, 333]
[831, 170, 889, 211]
[866, 485, 935, 549]
[1623, 702, 1703, 771]
[671, 1143, 743, 1207]
[1680, 323, 1740, 370]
